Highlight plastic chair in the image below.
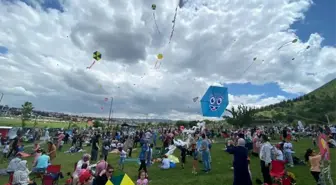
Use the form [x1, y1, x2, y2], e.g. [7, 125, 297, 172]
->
[270, 160, 286, 185]
[43, 165, 61, 185]
[7, 173, 13, 185]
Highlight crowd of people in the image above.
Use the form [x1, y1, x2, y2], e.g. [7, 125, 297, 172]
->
[0, 123, 335, 185]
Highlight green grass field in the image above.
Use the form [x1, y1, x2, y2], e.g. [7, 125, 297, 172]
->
[0, 117, 87, 128]
[0, 138, 334, 185]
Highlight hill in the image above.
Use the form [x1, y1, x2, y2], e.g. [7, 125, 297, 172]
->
[255, 78, 336, 124]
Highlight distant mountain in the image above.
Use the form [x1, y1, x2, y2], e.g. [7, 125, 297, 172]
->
[255, 78, 336, 124]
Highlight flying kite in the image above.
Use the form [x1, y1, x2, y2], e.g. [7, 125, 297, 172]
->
[200, 86, 229, 117]
[242, 57, 258, 75]
[297, 45, 310, 54]
[151, 4, 161, 34]
[192, 97, 199, 102]
[100, 97, 108, 111]
[169, 5, 179, 43]
[87, 51, 102, 69]
[278, 39, 298, 50]
[154, 53, 163, 69]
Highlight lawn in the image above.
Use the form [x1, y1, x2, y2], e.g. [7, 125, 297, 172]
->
[0, 117, 87, 128]
[0, 138, 335, 185]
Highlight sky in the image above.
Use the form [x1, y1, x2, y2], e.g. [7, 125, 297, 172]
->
[0, 0, 335, 120]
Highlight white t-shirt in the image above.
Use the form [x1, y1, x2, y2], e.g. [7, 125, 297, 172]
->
[3, 145, 9, 153]
[161, 158, 170, 169]
[283, 142, 293, 153]
[145, 132, 152, 140]
[275, 148, 284, 161]
[120, 150, 127, 158]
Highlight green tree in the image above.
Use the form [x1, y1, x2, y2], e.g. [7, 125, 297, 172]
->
[223, 104, 256, 128]
[21, 101, 34, 127]
[93, 119, 102, 128]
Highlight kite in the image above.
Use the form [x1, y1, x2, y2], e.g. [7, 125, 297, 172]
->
[151, 4, 161, 34]
[154, 53, 163, 69]
[318, 134, 330, 160]
[192, 97, 199, 102]
[169, 6, 179, 43]
[100, 97, 108, 111]
[242, 57, 258, 75]
[200, 86, 229, 117]
[87, 51, 102, 69]
[111, 173, 135, 185]
[278, 39, 298, 50]
[297, 45, 310, 54]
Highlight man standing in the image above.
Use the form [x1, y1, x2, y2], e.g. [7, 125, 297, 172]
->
[91, 133, 100, 162]
[259, 134, 272, 185]
[7, 134, 20, 158]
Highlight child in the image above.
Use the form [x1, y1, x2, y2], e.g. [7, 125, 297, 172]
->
[118, 147, 127, 170]
[180, 145, 187, 169]
[2, 142, 9, 159]
[137, 170, 148, 185]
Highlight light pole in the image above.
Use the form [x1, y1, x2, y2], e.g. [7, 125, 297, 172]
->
[0, 93, 3, 104]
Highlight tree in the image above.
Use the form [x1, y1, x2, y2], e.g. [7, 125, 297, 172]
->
[21, 101, 34, 127]
[223, 104, 256, 128]
[93, 119, 102, 128]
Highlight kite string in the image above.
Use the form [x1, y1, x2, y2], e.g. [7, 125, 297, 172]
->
[87, 60, 96, 69]
[169, 6, 178, 44]
[152, 12, 161, 34]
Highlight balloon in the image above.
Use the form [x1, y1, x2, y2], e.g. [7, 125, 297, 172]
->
[157, 53, 163, 60]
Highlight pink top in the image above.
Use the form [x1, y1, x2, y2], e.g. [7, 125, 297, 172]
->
[95, 160, 108, 176]
[137, 179, 148, 185]
[309, 155, 321, 172]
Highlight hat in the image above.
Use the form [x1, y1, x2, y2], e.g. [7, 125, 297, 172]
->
[79, 170, 91, 183]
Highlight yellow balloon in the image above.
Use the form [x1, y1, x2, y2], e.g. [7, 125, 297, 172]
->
[157, 53, 163, 60]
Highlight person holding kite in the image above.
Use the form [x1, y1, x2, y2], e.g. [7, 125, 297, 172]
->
[304, 149, 322, 184]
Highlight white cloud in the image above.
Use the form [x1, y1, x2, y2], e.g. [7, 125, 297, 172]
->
[0, 0, 335, 120]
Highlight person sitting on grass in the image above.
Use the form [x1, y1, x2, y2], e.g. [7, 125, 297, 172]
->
[160, 155, 170, 170]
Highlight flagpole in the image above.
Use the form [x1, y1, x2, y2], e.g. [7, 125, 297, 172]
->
[107, 97, 113, 126]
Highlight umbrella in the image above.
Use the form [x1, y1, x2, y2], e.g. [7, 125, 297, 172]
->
[111, 173, 134, 185]
[200, 86, 229, 117]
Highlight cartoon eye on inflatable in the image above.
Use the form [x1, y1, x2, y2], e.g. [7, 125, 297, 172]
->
[210, 97, 215, 104]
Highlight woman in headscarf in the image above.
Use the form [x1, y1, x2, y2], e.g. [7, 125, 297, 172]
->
[226, 138, 252, 185]
[13, 160, 37, 185]
[74, 154, 91, 177]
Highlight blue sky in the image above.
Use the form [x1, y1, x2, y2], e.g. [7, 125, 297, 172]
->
[2, 0, 334, 100]
[0, 46, 8, 54]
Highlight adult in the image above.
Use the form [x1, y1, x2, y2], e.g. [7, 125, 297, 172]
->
[32, 150, 50, 172]
[95, 156, 108, 177]
[259, 135, 272, 185]
[102, 138, 110, 161]
[91, 134, 100, 162]
[47, 141, 57, 161]
[124, 136, 134, 157]
[13, 160, 37, 185]
[200, 134, 211, 173]
[138, 142, 148, 173]
[7, 153, 22, 173]
[74, 154, 91, 178]
[95, 166, 114, 185]
[7, 134, 20, 158]
[226, 139, 252, 185]
[57, 131, 65, 149]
